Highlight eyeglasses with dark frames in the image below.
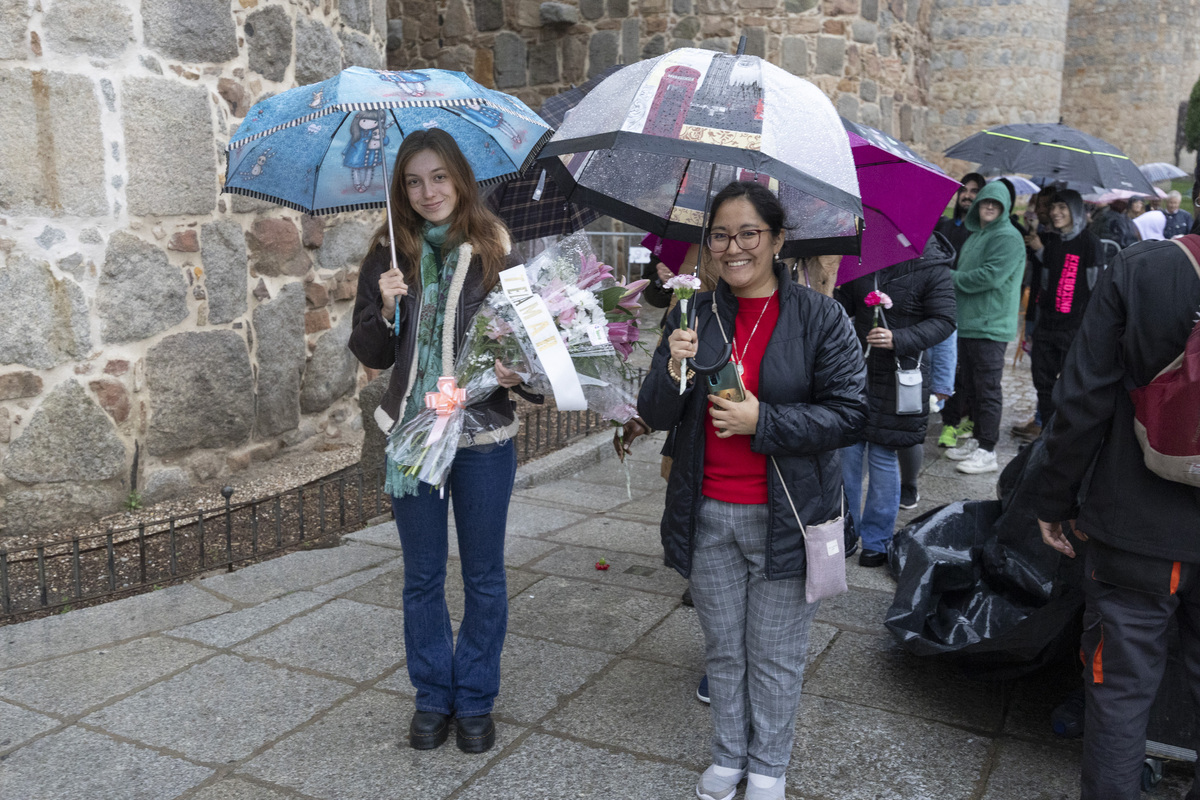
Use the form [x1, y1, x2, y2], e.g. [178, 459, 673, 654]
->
[706, 229, 766, 252]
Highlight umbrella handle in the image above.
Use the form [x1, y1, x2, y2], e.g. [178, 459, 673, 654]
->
[380, 124, 401, 275]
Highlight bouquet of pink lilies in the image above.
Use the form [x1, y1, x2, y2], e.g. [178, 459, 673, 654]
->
[386, 232, 651, 487]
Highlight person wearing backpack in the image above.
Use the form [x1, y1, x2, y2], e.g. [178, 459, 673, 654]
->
[1036, 173, 1200, 800]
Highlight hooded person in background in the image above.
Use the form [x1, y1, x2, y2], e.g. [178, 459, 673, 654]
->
[1020, 190, 1103, 438]
[1036, 168, 1200, 800]
[934, 172, 985, 258]
[941, 181, 1027, 474]
[1132, 203, 1167, 242]
[1091, 199, 1142, 249]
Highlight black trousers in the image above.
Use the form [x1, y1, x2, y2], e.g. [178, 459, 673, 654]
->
[941, 337, 1007, 451]
[1030, 327, 1077, 428]
[1080, 547, 1200, 800]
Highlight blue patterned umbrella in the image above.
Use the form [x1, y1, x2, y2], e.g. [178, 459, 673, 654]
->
[224, 67, 553, 216]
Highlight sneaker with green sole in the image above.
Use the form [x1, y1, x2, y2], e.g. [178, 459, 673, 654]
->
[938, 425, 959, 447]
[957, 418, 975, 438]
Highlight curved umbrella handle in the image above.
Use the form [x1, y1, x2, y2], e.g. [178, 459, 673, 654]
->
[684, 291, 733, 375]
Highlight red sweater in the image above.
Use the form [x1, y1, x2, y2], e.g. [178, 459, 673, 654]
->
[702, 293, 780, 504]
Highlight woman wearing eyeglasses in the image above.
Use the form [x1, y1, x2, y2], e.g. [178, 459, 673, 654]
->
[637, 182, 867, 800]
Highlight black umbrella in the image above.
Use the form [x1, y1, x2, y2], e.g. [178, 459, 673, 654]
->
[945, 122, 1158, 196]
[486, 66, 623, 243]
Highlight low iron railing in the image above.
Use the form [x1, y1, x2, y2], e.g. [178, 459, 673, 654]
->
[0, 368, 647, 622]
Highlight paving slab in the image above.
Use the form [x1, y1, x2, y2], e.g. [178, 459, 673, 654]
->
[525, 541, 688, 596]
[456, 731, 700, 800]
[546, 515, 664, 557]
[0, 635, 213, 716]
[508, 575, 678, 652]
[0, 584, 231, 669]
[571, 457, 667, 490]
[789, 695, 992, 799]
[187, 777, 306, 800]
[543, 657, 710, 767]
[504, 499, 588, 536]
[813, 585, 895, 633]
[514, 479, 634, 512]
[845, 557, 900, 594]
[980, 737, 1081, 799]
[82, 654, 353, 763]
[803, 630, 1006, 732]
[628, 605, 705, 668]
[0, 699, 60, 752]
[311, 558, 404, 596]
[198, 543, 397, 604]
[605, 492, 669, 522]
[0, 726, 213, 800]
[234, 598, 405, 682]
[1002, 658, 1083, 744]
[342, 521, 403, 550]
[239, 690, 522, 800]
[493, 634, 614, 723]
[167, 591, 328, 648]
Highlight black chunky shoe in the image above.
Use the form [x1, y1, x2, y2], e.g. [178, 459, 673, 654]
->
[858, 549, 887, 568]
[409, 710, 450, 750]
[455, 714, 495, 753]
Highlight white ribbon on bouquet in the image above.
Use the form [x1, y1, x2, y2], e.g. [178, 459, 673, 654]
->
[498, 264, 588, 411]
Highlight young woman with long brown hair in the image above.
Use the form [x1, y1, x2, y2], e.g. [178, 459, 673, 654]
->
[349, 127, 527, 755]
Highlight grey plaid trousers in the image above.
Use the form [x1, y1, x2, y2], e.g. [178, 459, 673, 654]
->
[690, 496, 820, 778]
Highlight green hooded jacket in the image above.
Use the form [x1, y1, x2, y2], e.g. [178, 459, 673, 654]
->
[951, 181, 1026, 341]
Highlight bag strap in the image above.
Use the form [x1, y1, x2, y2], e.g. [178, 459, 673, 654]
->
[770, 456, 845, 539]
[1172, 235, 1200, 282]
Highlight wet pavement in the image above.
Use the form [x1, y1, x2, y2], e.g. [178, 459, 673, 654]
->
[1, 350, 1193, 799]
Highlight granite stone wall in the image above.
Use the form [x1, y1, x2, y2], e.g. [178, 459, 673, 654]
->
[386, 0, 938, 145]
[1060, 0, 1200, 172]
[0, 0, 388, 537]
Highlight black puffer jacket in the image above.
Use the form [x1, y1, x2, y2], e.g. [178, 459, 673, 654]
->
[835, 233, 957, 449]
[638, 262, 867, 580]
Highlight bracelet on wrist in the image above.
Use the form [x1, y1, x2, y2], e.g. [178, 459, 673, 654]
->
[666, 358, 696, 384]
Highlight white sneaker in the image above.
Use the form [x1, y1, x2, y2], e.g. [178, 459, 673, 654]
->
[945, 437, 979, 461]
[744, 776, 786, 800]
[696, 766, 744, 800]
[956, 448, 998, 474]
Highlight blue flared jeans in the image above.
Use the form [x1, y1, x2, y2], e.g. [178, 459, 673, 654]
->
[389, 439, 516, 717]
[840, 440, 900, 555]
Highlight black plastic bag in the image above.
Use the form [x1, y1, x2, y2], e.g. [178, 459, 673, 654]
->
[885, 439, 1087, 678]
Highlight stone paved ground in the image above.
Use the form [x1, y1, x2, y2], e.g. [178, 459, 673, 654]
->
[2, 351, 1195, 799]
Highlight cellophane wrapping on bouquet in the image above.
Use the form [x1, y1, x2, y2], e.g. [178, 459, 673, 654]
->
[385, 231, 651, 488]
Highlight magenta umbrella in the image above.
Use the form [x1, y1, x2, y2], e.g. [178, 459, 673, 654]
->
[836, 122, 961, 285]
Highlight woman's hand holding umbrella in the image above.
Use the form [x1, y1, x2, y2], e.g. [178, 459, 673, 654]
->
[667, 325, 698, 390]
[379, 266, 409, 324]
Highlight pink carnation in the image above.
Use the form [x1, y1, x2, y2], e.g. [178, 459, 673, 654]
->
[864, 290, 893, 309]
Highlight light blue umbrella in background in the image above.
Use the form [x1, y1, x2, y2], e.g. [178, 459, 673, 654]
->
[224, 67, 553, 268]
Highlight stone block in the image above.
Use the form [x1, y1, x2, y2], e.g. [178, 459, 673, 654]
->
[0, 727, 213, 800]
[252, 281, 305, 438]
[816, 34, 846, 75]
[305, 308, 331, 332]
[781, 35, 808, 75]
[562, 34, 585, 83]
[295, 16, 342, 84]
[444, 0, 474, 36]
[475, 0, 504, 31]
[200, 220, 249, 325]
[744, 25, 766, 56]
[860, 77, 877, 102]
[539, 2, 578, 24]
[97, 232, 188, 344]
[247, 217, 311, 277]
[621, 17, 640, 61]
[824, 0, 858, 13]
[516, 0, 542, 28]
[642, 33, 666, 59]
[300, 215, 324, 248]
[860, 100, 881, 128]
[123, 77, 216, 216]
[2, 381, 125, 484]
[899, 101, 913, 140]
[315, 219, 372, 271]
[168, 591, 327, 648]
[43, 0, 133, 58]
[861, 0, 878, 20]
[3, 483, 124, 536]
[737, 0, 777, 8]
[529, 40, 559, 85]
[588, 30, 619, 78]
[168, 230, 199, 251]
[580, 0, 604, 18]
[88, 379, 131, 424]
[0, 69, 107, 216]
[852, 19, 877, 43]
[57, 253, 87, 280]
[0, 374, 43, 402]
[300, 312, 357, 413]
[305, 280, 329, 308]
[82, 654, 352, 763]
[141, 0, 237, 62]
[0, 254, 90, 369]
[339, 0, 374, 33]
[673, 0, 692, 11]
[493, 31, 526, 89]
[245, 5, 292, 82]
[339, 28, 383, 69]
[385, 18, 403, 50]
[673, 15, 700, 39]
[141, 465, 190, 503]
[145, 330, 255, 455]
[609, 0, 629, 16]
[837, 92, 859, 121]
[0, 2, 30, 60]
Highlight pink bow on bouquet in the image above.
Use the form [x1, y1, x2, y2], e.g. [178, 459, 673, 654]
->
[424, 377, 467, 444]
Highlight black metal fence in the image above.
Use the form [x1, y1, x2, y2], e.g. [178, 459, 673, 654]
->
[0, 373, 647, 622]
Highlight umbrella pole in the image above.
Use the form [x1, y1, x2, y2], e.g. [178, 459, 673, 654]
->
[379, 130, 401, 275]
